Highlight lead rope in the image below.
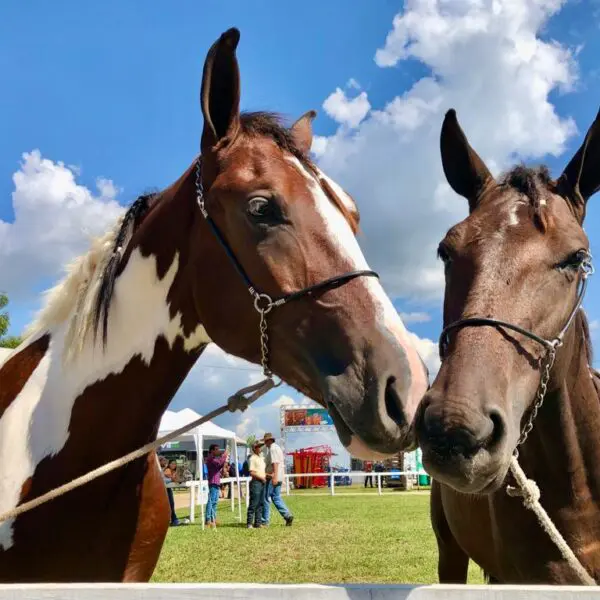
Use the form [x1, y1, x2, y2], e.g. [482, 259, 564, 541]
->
[0, 377, 277, 525]
[507, 456, 596, 585]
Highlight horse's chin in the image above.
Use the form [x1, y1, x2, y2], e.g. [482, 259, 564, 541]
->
[344, 436, 399, 460]
[423, 451, 511, 495]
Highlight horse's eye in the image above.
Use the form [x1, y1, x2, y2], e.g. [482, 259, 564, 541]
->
[559, 249, 589, 270]
[247, 197, 271, 219]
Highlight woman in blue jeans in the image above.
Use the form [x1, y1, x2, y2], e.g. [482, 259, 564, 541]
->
[204, 444, 228, 529]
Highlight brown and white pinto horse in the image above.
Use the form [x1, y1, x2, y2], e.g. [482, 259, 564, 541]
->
[0, 28, 428, 582]
[416, 108, 600, 583]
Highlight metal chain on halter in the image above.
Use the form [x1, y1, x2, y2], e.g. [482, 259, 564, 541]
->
[513, 346, 557, 458]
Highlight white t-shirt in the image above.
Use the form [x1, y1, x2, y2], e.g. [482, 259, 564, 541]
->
[248, 453, 266, 480]
[264, 443, 285, 481]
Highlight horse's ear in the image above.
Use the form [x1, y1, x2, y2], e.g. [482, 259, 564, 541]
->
[440, 109, 494, 212]
[200, 28, 241, 152]
[556, 107, 600, 222]
[290, 110, 317, 155]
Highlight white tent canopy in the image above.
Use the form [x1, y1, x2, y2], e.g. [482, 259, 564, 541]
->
[158, 408, 246, 447]
[157, 408, 247, 528]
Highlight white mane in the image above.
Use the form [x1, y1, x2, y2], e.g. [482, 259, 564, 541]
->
[24, 213, 128, 362]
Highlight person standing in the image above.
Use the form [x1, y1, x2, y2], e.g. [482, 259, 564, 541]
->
[364, 461, 374, 488]
[261, 433, 293, 527]
[159, 456, 180, 527]
[204, 444, 228, 529]
[246, 440, 267, 529]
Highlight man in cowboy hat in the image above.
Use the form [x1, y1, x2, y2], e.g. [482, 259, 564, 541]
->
[261, 432, 294, 526]
[246, 439, 267, 528]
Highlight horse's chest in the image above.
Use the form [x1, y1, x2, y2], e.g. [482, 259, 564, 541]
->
[442, 485, 600, 583]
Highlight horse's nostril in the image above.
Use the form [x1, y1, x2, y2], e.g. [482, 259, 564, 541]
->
[384, 376, 405, 427]
[488, 408, 505, 448]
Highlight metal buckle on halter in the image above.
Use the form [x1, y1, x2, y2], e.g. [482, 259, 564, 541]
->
[581, 255, 594, 278]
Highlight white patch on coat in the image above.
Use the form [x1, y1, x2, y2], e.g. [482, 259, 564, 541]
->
[314, 167, 356, 213]
[285, 156, 428, 429]
[507, 204, 520, 226]
[0, 249, 210, 550]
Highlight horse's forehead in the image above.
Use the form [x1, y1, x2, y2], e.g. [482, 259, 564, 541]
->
[455, 189, 584, 265]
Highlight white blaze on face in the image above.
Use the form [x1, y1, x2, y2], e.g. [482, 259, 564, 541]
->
[0, 249, 210, 550]
[285, 157, 429, 448]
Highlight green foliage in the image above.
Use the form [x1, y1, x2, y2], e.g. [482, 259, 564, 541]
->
[246, 434, 257, 447]
[0, 336, 22, 349]
[0, 293, 22, 349]
[0, 293, 8, 339]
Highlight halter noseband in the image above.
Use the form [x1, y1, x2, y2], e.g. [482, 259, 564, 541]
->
[438, 251, 594, 454]
[194, 158, 379, 378]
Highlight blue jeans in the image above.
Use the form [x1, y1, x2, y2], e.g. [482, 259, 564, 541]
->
[205, 484, 220, 524]
[262, 480, 291, 524]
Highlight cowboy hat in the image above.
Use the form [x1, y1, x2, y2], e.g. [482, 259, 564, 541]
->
[252, 439, 265, 448]
[263, 432, 276, 443]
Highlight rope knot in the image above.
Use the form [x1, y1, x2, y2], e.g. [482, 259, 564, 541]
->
[226, 377, 280, 413]
[506, 478, 541, 509]
[227, 392, 251, 413]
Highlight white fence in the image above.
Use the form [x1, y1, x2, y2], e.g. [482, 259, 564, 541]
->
[0, 584, 599, 599]
[283, 470, 430, 496]
[172, 470, 430, 524]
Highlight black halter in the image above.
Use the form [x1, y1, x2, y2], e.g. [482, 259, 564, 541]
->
[194, 158, 379, 377]
[439, 252, 594, 360]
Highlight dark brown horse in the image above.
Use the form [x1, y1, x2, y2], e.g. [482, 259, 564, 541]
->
[0, 28, 428, 582]
[416, 107, 600, 584]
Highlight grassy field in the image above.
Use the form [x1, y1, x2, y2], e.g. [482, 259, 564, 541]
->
[153, 491, 484, 584]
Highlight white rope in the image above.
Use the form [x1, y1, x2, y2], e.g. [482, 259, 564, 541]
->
[507, 455, 596, 585]
[0, 377, 278, 525]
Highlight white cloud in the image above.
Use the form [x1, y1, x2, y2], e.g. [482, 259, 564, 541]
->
[316, 0, 578, 301]
[323, 88, 371, 128]
[408, 331, 441, 382]
[399, 311, 432, 324]
[1, 151, 123, 300]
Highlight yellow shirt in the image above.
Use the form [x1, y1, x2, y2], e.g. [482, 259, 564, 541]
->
[248, 453, 266, 480]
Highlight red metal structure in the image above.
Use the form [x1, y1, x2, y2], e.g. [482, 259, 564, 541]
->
[287, 445, 335, 488]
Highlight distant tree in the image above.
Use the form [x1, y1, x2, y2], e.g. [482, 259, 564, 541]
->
[0, 293, 8, 339]
[0, 293, 22, 349]
[246, 434, 257, 447]
[0, 336, 22, 349]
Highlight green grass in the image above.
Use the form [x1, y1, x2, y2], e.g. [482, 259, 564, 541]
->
[153, 492, 484, 585]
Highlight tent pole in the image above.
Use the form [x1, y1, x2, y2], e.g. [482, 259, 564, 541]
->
[199, 434, 205, 530]
[234, 442, 242, 523]
[229, 440, 235, 513]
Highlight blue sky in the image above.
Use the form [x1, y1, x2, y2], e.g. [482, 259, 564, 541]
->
[2, 1, 600, 460]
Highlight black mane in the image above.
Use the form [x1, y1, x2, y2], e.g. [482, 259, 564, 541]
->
[499, 164, 552, 211]
[93, 194, 154, 346]
[239, 111, 315, 169]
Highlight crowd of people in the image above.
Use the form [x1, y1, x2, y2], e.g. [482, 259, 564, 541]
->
[158, 431, 294, 530]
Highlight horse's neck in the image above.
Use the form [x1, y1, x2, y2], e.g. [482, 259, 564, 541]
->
[522, 320, 600, 504]
[1, 168, 209, 492]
